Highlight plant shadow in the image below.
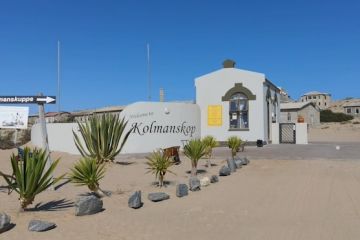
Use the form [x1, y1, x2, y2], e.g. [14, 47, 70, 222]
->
[185, 169, 208, 175]
[201, 163, 218, 167]
[54, 179, 71, 191]
[115, 161, 135, 166]
[26, 198, 74, 212]
[151, 180, 176, 188]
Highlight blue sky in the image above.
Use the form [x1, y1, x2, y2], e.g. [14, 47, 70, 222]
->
[0, 0, 359, 114]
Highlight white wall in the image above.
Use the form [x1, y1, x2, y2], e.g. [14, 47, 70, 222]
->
[32, 123, 80, 154]
[195, 68, 266, 142]
[32, 102, 201, 155]
[271, 123, 280, 144]
[295, 123, 308, 144]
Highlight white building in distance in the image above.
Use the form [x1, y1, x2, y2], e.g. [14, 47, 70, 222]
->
[300, 91, 331, 110]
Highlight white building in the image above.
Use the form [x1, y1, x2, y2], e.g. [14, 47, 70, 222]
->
[300, 91, 331, 110]
[195, 59, 281, 144]
[343, 102, 360, 116]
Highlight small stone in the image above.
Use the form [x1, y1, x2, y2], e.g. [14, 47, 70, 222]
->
[200, 177, 210, 187]
[128, 191, 142, 209]
[210, 175, 219, 183]
[234, 159, 243, 169]
[227, 158, 237, 172]
[219, 165, 231, 176]
[241, 157, 249, 165]
[176, 184, 188, 197]
[148, 192, 170, 202]
[75, 195, 103, 216]
[28, 220, 56, 232]
[189, 177, 201, 191]
[0, 212, 11, 233]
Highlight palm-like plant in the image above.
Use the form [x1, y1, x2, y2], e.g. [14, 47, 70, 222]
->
[73, 113, 131, 164]
[68, 157, 106, 196]
[227, 136, 242, 159]
[0, 147, 63, 209]
[183, 139, 206, 176]
[146, 151, 175, 187]
[202, 136, 218, 167]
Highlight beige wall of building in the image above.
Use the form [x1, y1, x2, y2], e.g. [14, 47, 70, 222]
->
[300, 91, 331, 110]
[280, 102, 320, 126]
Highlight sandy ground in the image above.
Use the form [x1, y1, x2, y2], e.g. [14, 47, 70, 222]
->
[1, 125, 360, 240]
[309, 121, 360, 142]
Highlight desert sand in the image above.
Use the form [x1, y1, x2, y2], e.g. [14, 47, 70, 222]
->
[309, 120, 360, 142]
[1, 124, 360, 240]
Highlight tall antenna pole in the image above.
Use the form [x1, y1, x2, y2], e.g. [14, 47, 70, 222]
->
[147, 43, 151, 101]
[57, 40, 61, 113]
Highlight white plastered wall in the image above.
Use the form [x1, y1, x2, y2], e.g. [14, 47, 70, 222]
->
[195, 68, 266, 142]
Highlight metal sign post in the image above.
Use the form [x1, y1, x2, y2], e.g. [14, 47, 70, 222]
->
[37, 93, 55, 190]
[0, 94, 56, 190]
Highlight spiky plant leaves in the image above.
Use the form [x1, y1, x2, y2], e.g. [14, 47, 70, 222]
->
[0, 147, 64, 209]
[73, 113, 131, 164]
[183, 139, 206, 176]
[227, 136, 242, 159]
[146, 151, 175, 187]
[68, 157, 106, 194]
[202, 136, 218, 167]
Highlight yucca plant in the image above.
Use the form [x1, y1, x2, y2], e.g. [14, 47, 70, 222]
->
[202, 135, 218, 167]
[73, 113, 131, 164]
[228, 136, 242, 159]
[183, 139, 206, 176]
[146, 151, 175, 187]
[68, 157, 106, 196]
[0, 147, 63, 210]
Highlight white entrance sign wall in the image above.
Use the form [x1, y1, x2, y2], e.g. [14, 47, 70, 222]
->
[119, 102, 200, 154]
[0, 106, 29, 129]
[31, 102, 200, 155]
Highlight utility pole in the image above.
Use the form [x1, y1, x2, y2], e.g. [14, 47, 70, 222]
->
[57, 41, 61, 113]
[147, 43, 152, 101]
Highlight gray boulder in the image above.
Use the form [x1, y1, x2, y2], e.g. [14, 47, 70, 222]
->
[234, 159, 243, 169]
[176, 184, 188, 197]
[148, 192, 170, 202]
[189, 177, 201, 191]
[210, 175, 219, 183]
[75, 195, 103, 216]
[227, 158, 237, 172]
[128, 191, 142, 209]
[28, 220, 56, 232]
[243, 157, 250, 165]
[219, 165, 231, 176]
[0, 212, 11, 233]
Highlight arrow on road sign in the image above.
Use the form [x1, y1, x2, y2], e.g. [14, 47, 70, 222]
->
[36, 96, 56, 104]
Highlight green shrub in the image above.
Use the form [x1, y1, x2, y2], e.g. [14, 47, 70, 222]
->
[227, 136, 242, 159]
[73, 113, 131, 164]
[0, 147, 64, 209]
[183, 139, 206, 176]
[68, 157, 106, 196]
[146, 151, 175, 187]
[202, 136, 218, 167]
[320, 110, 353, 122]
